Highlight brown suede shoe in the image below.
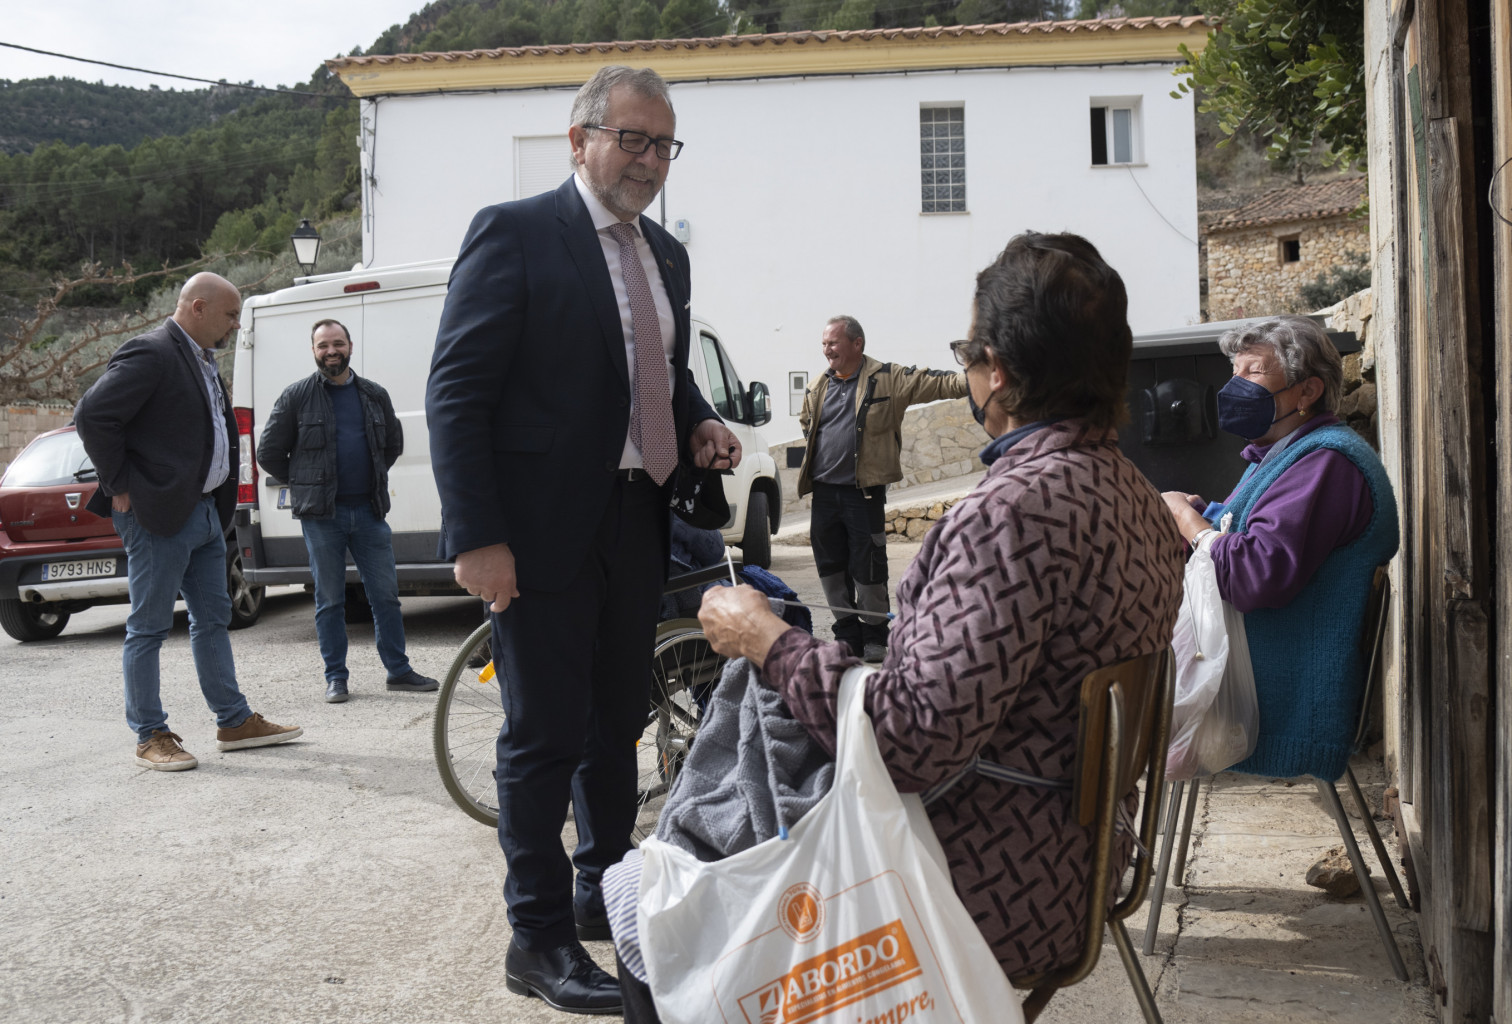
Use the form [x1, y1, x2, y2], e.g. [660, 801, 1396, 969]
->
[135, 731, 198, 771]
[215, 713, 303, 751]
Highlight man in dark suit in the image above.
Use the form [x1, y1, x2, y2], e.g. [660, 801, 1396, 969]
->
[75, 273, 301, 772]
[427, 66, 741, 1014]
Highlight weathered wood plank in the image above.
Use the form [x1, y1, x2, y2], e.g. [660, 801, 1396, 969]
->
[1487, 0, 1512, 1013]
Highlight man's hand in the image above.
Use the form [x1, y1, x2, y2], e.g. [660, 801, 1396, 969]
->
[690, 419, 742, 470]
[698, 584, 791, 669]
[455, 543, 520, 613]
[111, 493, 132, 513]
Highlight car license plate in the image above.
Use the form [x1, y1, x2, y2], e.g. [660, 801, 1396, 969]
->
[43, 558, 116, 581]
[278, 488, 291, 510]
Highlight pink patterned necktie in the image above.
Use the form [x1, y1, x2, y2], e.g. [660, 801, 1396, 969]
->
[608, 221, 678, 486]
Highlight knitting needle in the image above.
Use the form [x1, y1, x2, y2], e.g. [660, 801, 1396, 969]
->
[722, 552, 895, 619]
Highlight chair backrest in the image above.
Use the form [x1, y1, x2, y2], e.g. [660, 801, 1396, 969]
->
[1017, 647, 1173, 1005]
[1351, 567, 1391, 751]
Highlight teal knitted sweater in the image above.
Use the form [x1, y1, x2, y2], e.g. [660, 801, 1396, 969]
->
[1221, 425, 1399, 781]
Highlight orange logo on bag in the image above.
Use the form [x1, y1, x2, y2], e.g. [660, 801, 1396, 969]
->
[778, 883, 825, 943]
[737, 919, 923, 1024]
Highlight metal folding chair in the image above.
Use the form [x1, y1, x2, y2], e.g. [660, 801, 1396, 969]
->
[1011, 648, 1173, 1023]
[1141, 568, 1410, 981]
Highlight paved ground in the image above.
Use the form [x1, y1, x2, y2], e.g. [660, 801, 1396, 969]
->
[1, 540, 1437, 1023]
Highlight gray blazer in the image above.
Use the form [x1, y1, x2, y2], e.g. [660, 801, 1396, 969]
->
[75, 321, 237, 538]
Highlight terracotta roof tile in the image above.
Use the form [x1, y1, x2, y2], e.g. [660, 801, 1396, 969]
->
[326, 15, 1215, 70]
[1209, 175, 1368, 232]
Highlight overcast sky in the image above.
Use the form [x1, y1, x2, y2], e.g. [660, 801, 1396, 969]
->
[1, 1, 428, 90]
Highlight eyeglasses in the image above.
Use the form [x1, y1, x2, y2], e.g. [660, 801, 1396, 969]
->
[950, 339, 977, 367]
[585, 125, 684, 160]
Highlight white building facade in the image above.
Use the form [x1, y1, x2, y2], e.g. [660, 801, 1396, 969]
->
[330, 18, 1209, 441]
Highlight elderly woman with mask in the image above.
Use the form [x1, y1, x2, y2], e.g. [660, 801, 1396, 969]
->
[1160, 315, 1399, 782]
[618, 232, 1185, 1012]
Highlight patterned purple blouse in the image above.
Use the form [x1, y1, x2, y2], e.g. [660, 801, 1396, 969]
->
[764, 420, 1184, 980]
[1209, 414, 1374, 612]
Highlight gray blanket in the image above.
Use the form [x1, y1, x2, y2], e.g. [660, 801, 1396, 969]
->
[653, 656, 835, 861]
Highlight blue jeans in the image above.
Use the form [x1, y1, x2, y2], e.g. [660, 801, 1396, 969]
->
[302, 501, 410, 683]
[114, 496, 250, 743]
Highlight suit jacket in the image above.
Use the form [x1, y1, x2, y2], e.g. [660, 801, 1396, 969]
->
[75, 321, 237, 538]
[426, 176, 718, 591]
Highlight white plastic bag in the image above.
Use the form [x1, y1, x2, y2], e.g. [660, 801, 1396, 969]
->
[1165, 545, 1259, 780]
[637, 665, 1022, 1024]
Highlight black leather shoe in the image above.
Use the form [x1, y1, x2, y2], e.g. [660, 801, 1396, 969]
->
[385, 670, 439, 692]
[325, 679, 349, 703]
[575, 911, 612, 942]
[504, 940, 622, 1015]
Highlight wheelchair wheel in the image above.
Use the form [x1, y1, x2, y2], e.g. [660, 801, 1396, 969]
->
[433, 620, 502, 827]
[632, 621, 727, 844]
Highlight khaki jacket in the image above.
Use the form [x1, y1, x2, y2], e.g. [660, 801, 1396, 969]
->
[797, 354, 968, 496]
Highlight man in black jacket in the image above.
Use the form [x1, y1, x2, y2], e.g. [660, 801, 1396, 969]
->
[75, 272, 302, 771]
[257, 319, 437, 703]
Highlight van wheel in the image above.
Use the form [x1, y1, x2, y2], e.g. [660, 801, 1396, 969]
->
[226, 546, 266, 629]
[739, 491, 772, 570]
[0, 598, 70, 641]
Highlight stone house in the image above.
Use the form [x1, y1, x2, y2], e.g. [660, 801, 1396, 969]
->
[1205, 175, 1368, 320]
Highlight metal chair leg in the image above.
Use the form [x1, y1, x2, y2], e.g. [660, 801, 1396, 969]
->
[1171, 778, 1200, 883]
[1314, 778, 1409, 981]
[1110, 919, 1165, 1024]
[1142, 780, 1184, 955]
[1343, 765, 1409, 910]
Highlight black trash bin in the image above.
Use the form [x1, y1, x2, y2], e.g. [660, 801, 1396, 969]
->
[1118, 315, 1360, 503]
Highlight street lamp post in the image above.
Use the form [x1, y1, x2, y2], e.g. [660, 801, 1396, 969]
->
[290, 219, 322, 276]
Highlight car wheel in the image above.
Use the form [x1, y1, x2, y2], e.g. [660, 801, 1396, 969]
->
[0, 598, 70, 641]
[739, 490, 772, 570]
[226, 545, 266, 629]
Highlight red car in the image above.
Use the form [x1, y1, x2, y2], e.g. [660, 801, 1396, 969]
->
[0, 426, 264, 641]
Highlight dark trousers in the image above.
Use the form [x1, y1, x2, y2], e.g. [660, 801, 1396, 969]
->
[491, 476, 668, 950]
[809, 482, 890, 652]
[618, 952, 661, 1022]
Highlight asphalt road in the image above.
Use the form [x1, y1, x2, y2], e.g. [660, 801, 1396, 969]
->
[0, 544, 880, 1024]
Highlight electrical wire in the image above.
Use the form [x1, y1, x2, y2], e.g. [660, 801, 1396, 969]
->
[0, 40, 347, 99]
[1124, 164, 1198, 245]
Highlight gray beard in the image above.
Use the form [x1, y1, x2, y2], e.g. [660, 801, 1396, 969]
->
[318, 356, 350, 379]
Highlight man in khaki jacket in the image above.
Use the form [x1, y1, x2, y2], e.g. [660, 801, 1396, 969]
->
[796, 315, 967, 661]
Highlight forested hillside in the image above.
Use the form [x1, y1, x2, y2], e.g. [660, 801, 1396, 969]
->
[0, 0, 1206, 304]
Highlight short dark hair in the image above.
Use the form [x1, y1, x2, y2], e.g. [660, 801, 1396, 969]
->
[310, 319, 351, 343]
[959, 231, 1132, 430]
[825, 314, 864, 346]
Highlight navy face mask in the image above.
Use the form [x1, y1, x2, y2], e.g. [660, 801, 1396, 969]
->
[968, 388, 988, 430]
[1216, 375, 1294, 439]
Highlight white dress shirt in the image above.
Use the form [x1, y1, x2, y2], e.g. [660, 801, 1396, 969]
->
[573, 173, 678, 471]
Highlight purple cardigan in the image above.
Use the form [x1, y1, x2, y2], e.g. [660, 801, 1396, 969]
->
[764, 420, 1184, 980]
[1209, 414, 1374, 611]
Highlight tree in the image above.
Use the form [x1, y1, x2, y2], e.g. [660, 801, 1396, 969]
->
[1174, 0, 1365, 173]
[0, 257, 228, 403]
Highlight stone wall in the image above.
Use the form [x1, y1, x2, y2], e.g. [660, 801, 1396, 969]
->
[770, 397, 983, 519]
[1323, 288, 1380, 447]
[0, 404, 75, 477]
[1207, 216, 1369, 320]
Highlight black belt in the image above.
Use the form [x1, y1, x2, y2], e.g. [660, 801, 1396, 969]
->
[614, 468, 656, 482]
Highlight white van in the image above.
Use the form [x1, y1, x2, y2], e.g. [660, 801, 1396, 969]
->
[229, 259, 782, 593]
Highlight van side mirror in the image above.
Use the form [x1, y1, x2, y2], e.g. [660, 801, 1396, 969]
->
[746, 381, 771, 427]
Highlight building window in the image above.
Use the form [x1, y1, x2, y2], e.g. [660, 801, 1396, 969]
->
[515, 135, 571, 200]
[1090, 99, 1141, 166]
[1279, 236, 1302, 264]
[920, 106, 966, 213]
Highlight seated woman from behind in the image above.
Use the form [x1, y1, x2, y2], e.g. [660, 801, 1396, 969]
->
[683, 232, 1185, 990]
[1160, 315, 1398, 782]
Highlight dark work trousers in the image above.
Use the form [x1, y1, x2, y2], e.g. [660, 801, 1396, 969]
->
[808, 481, 890, 653]
[618, 952, 661, 1022]
[490, 474, 668, 951]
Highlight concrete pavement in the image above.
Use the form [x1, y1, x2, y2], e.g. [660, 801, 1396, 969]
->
[1, 539, 1436, 1022]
